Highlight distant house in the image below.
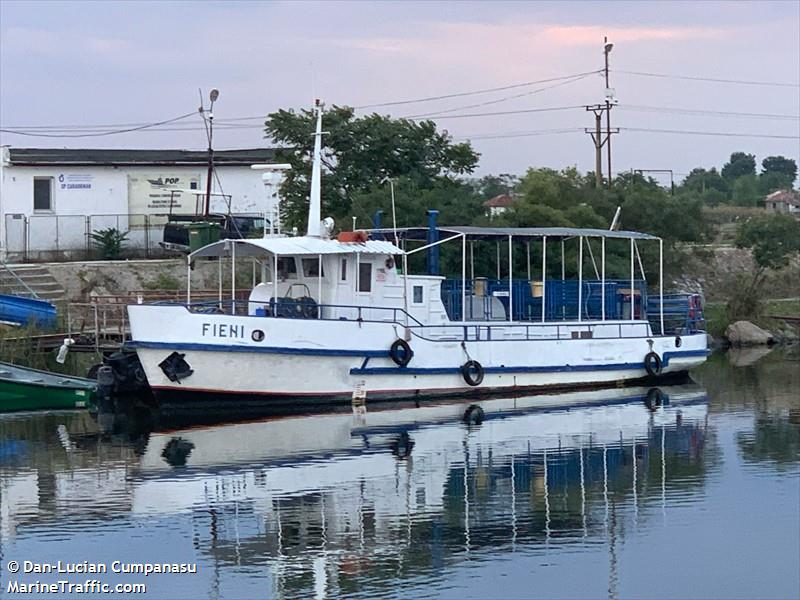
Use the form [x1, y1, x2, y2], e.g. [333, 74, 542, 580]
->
[762, 189, 800, 215]
[484, 194, 514, 218]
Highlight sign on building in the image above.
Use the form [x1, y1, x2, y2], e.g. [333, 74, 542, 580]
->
[127, 173, 202, 215]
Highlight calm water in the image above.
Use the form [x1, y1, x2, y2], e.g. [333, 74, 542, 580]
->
[1, 349, 798, 600]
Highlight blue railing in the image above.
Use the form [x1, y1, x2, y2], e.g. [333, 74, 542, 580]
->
[441, 279, 648, 322]
[647, 294, 705, 334]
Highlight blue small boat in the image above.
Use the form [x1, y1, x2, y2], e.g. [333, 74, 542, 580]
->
[0, 294, 57, 328]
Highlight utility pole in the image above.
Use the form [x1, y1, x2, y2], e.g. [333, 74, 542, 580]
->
[604, 37, 614, 189]
[585, 38, 618, 190]
[585, 105, 605, 188]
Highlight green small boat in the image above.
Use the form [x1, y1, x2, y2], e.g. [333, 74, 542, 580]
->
[0, 362, 96, 413]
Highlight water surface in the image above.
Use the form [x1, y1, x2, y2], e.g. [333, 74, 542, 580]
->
[1, 349, 798, 599]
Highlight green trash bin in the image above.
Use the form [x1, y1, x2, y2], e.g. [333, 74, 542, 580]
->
[188, 221, 221, 252]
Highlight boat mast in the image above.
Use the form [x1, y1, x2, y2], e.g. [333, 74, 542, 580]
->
[307, 99, 324, 237]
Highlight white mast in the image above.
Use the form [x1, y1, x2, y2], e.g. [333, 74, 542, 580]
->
[307, 99, 324, 237]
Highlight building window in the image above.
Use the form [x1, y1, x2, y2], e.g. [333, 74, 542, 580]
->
[359, 262, 372, 292]
[413, 285, 424, 304]
[33, 177, 53, 211]
[341, 259, 347, 281]
[302, 258, 324, 277]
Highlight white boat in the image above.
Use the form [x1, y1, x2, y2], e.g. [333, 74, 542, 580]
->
[126, 103, 708, 408]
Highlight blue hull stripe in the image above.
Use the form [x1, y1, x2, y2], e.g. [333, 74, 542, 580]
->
[127, 341, 707, 374]
[349, 350, 709, 376]
[126, 341, 388, 358]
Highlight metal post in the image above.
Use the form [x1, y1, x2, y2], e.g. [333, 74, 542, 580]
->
[273, 253, 278, 306]
[470, 241, 475, 280]
[526, 241, 531, 281]
[630, 238, 635, 321]
[659, 239, 664, 335]
[508, 235, 513, 322]
[541, 236, 547, 323]
[318, 254, 323, 319]
[578, 237, 583, 322]
[231, 241, 236, 315]
[601, 237, 606, 321]
[218, 258, 223, 309]
[496, 242, 500, 280]
[186, 259, 192, 304]
[462, 234, 467, 323]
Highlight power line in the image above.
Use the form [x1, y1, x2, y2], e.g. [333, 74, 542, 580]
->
[620, 105, 800, 120]
[353, 70, 602, 109]
[409, 104, 585, 120]
[455, 128, 584, 141]
[402, 74, 594, 118]
[0, 112, 198, 138]
[614, 69, 800, 88]
[621, 127, 799, 139]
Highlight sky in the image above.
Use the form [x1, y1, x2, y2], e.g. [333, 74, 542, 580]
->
[1, 0, 798, 182]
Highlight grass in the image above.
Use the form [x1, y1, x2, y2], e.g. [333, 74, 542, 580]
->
[704, 298, 800, 339]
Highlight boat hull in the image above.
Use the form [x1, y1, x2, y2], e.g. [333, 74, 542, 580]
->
[128, 305, 708, 411]
[0, 380, 92, 412]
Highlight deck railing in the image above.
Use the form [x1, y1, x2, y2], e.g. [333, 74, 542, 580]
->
[441, 278, 648, 322]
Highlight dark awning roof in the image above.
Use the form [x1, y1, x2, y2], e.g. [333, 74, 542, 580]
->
[370, 226, 659, 242]
[6, 147, 276, 167]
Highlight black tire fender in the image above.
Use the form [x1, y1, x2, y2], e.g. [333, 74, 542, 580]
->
[645, 387, 664, 411]
[644, 351, 662, 377]
[461, 360, 484, 386]
[463, 404, 485, 425]
[389, 339, 414, 367]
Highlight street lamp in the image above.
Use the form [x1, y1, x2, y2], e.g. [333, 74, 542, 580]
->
[203, 88, 220, 216]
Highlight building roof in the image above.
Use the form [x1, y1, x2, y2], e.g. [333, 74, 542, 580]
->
[190, 236, 404, 260]
[763, 189, 800, 207]
[371, 225, 660, 242]
[483, 194, 514, 208]
[5, 147, 276, 167]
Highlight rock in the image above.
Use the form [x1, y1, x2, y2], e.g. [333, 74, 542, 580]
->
[725, 320, 774, 346]
[728, 346, 774, 367]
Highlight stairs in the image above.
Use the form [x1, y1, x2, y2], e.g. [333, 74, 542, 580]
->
[0, 264, 66, 301]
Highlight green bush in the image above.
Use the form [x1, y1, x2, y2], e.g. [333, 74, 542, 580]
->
[91, 227, 129, 260]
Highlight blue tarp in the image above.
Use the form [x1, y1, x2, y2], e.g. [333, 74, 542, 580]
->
[0, 294, 57, 328]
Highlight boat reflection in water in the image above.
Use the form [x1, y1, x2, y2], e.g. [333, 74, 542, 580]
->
[1, 384, 710, 598]
[138, 384, 708, 597]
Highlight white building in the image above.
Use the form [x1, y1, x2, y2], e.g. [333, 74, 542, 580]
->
[0, 147, 280, 261]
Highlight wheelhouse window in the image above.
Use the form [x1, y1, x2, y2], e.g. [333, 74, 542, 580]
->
[358, 262, 372, 292]
[413, 285, 424, 304]
[33, 177, 53, 211]
[302, 258, 324, 277]
[340, 258, 347, 281]
[277, 257, 297, 280]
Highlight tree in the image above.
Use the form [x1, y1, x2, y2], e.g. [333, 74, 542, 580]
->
[760, 155, 797, 193]
[264, 105, 479, 228]
[679, 167, 729, 205]
[721, 152, 757, 182]
[731, 174, 761, 207]
[471, 174, 518, 200]
[732, 214, 800, 317]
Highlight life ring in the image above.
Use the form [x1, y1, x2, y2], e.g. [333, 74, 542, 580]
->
[645, 387, 664, 411]
[644, 351, 662, 377]
[463, 404, 485, 425]
[389, 339, 413, 367]
[461, 360, 484, 386]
